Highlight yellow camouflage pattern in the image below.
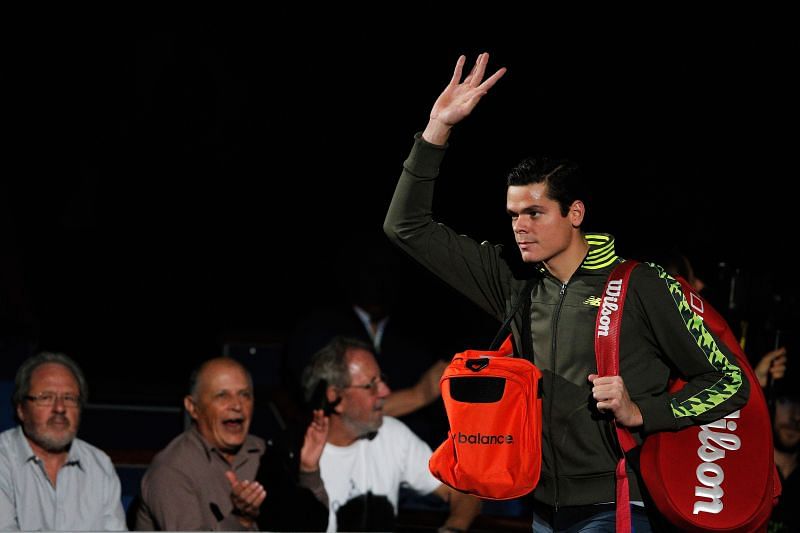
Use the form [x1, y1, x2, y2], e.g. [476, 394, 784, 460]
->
[647, 263, 744, 418]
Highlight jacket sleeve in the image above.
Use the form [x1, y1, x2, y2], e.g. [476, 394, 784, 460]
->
[628, 264, 749, 434]
[255, 435, 329, 532]
[383, 133, 512, 322]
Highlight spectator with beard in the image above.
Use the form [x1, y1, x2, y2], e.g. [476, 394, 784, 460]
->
[0, 352, 126, 531]
[284, 233, 449, 449]
[769, 386, 799, 532]
[302, 336, 481, 532]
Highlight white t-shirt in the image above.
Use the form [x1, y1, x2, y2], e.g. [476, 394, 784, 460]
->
[320, 416, 441, 532]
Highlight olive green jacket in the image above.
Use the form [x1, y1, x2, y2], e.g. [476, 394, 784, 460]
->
[384, 134, 748, 507]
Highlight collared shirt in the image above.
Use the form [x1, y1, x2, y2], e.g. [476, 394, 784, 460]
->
[0, 426, 127, 531]
[134, 426, 264, 531]
[353, 305, 389, 352]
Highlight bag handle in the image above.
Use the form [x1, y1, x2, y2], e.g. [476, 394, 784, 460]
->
[489, 278, 537, 353]
[594, 259, 639, 533]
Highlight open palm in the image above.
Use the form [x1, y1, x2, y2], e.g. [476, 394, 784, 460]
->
[429, 53, 506, 127]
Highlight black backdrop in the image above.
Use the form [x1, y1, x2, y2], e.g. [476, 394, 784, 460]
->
[2, 13, 797, 402]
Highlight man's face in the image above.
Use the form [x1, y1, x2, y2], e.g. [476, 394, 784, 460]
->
[774, 397, 800, 453]
[16, 363, 81, 453]
[507, 183, 578, 264]
[337, 348, 391, 439]
[185, 360, 253, 456]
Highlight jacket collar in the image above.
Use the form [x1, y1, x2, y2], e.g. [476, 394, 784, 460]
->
[580, 233, 620, 271]
[535, 233, 620, 277]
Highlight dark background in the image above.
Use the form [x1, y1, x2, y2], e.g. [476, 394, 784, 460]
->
[2, 14, 797, 404]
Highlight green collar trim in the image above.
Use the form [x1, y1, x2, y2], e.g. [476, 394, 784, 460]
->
[582, 233, 619, 270]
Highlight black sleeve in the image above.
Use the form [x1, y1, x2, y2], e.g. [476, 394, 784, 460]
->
[629, 264, 749, 433]
[255, 434, 328, 532]
[384, 133, 514, 322]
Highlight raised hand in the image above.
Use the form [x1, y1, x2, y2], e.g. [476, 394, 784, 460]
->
[300, 409, 329, 472]
[755, 346, 788, 388]
[422, 52, 506, 145]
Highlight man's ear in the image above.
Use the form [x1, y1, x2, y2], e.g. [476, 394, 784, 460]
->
[184, 395, 199, 421]
[569, 200, 585, 228]
[16, 404, 24, 423]
[326, 385, 343, 413]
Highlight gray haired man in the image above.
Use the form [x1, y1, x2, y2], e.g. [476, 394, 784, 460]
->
[0, 352, 126, 531]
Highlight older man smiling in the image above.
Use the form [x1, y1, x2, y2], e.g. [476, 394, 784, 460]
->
[0, 352, 126, 531]
[134, 357, 267, 531]
[134, 356, 330, 531]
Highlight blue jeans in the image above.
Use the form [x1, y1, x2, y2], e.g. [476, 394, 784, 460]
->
[532, 505, 652, 532]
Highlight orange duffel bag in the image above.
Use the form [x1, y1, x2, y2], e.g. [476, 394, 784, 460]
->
[429, 280, 543, 500]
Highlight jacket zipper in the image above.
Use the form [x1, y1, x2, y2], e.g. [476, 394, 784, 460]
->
[549, 281, 568, 511]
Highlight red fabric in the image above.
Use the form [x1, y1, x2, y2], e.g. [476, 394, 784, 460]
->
[594, 259, 639, 533]
[429, 335, 542, 500]
[616, 458, 631, 531]
[639, 276, 780, 532]
[598, 264, 780, 532]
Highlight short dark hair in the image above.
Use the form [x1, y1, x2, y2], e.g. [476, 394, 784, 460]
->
[13, 352, 88, 409]
[301, 336, 374, 403]
[506, 158, 591, 218]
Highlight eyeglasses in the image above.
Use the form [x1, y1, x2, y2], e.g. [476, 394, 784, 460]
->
[344, 374, 388, 395]
[25, 392, 81, 408]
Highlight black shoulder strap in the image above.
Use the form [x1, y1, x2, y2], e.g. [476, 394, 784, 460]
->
[489, 278, 536, 357]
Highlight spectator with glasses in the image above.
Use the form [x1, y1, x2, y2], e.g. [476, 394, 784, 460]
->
[0, 352, 126, 531]
[301, 336, 481, 532]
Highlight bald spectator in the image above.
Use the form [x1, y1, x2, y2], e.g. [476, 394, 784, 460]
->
[0, 352, 126, 531]
[134, 357, 328, 531]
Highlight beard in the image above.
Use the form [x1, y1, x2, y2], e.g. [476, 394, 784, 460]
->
[773, 426, 800, 454]
[25, 414, 78, 453]
[343, 412, 384, 440]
